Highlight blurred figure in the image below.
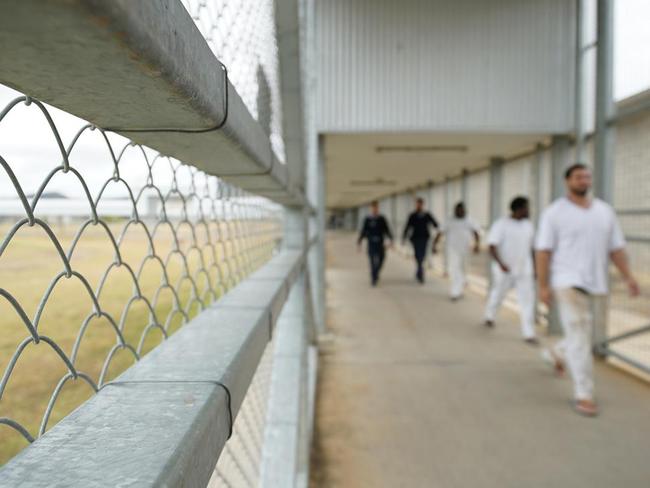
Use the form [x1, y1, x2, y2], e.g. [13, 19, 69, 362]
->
[358, 200, 393, 286]
[402, 197, 439, 283]
[535, 163, 639, 417]
[432, 202, 480, 300]
[484, 196, 537, 344]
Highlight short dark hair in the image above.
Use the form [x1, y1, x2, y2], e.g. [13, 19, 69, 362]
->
[564, 163, 589, 179]
[510, 196, 529, 212]
[370, 200, 378, 206]
[455, 202, 465, 211]
[416, 197, 424, 205]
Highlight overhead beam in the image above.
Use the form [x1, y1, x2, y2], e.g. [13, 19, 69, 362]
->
[0, 0, 302, 205]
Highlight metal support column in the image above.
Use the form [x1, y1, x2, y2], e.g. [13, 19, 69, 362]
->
[551, 135, 570, 200]
[549, 136, 570, 335]
[574, 0, 587, 163]
[444, 177, 452, 219]
[594, 0, 615, 204]
[461, 169, 469, 206]
[532, 143, 544, 223]
[306, 133, 326, 333]
[488, 158, 504, 286]
[531, 144, 544, 328]
[488, 158, 504, 225]
[593, 0, 615, 347]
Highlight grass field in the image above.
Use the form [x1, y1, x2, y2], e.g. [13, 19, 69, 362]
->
[0, 219, 279, 464]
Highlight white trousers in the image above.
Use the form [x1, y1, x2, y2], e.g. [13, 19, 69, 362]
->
[448, 249, 467, 298]
[484, 268, 536, 339]
[552, 288, 608, 401]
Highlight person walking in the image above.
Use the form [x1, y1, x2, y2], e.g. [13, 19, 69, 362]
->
[483, 196, 537, 343]
[432, 202, 480, 300]
[402, 197, 439, 283]
[535, 163, 639, 417]
[358, 200, 394, 286]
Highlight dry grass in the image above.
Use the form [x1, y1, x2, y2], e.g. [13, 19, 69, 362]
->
[0, 220, 278, 464]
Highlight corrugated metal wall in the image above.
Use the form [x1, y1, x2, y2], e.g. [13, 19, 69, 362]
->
[316, 0, 575, 133]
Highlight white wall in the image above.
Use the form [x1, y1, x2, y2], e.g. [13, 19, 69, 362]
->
[316, 0, 575, 133]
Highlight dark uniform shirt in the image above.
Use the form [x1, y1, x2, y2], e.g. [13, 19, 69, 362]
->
[403, 211, 439, 241]
[358, 215, 393, 245]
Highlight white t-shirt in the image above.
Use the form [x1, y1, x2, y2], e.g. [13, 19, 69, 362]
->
[443, 217, 479, 255]
[488, 217, 535, 276]
[535, 197, 625, 294]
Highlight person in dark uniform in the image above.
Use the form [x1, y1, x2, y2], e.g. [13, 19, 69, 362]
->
[402, 197, 439, 283]
[357, 201, 394, 286]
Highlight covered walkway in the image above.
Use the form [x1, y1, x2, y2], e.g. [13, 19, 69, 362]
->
[310, 232, 650, 488]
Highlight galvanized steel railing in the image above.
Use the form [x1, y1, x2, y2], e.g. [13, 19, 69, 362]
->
[0, 90, 282, 463]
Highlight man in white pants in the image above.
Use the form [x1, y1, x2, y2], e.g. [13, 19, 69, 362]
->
[484, 196, 537, 344]
[535, 163, 639, 417]
[432, 202, 480, 300]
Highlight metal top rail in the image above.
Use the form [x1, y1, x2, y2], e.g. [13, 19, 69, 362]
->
[0, 0, 303, 205]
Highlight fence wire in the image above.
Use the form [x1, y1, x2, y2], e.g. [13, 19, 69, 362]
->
[181, 0, 285, 162]
[0, 88, 282, 463]
[208, 340, 275, 488]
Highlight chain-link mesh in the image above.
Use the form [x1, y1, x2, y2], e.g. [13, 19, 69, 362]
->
[208, 340, 274, 487]
[180, 0, 286, 162]
[0, 87, 282, 463]
[609, 109, 650, 374]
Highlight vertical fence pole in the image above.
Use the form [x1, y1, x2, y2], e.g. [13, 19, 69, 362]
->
[594, 0, 615, 204]
[574, 0, 587, 163]
[593, 0, 615, 347]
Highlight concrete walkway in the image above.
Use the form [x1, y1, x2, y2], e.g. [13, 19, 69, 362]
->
[310, 232, 650, 488]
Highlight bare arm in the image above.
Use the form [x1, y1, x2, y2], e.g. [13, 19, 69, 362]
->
[535, 250, 552, 306]
[357, 218, 367, 249]
[489, 245, 509, 272]
[472, 230, 480, 253]
[610, 248, 640, 296]
[432, 231, 443, 253]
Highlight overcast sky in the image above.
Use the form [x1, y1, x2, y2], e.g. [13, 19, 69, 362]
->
[0, 1, 649, 199]
[614, 0, 650, 99]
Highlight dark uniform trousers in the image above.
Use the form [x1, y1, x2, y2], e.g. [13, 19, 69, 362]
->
[411, 238, 428, 281]
[367, 241, 385, 283]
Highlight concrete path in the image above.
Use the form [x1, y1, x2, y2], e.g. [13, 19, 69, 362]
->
[310, 232, 650, 488]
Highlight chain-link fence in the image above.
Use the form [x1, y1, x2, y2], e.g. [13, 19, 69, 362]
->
[209, 340, 275, 487]
[180, 0, 285, 162]
[607, 106, 650, 376]
[0, 87, 283, 464]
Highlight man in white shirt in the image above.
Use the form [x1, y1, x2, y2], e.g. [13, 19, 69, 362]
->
[535, 163, 639, 417]
[432, 202, 480, 300]
[484, 196, 537, 343]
